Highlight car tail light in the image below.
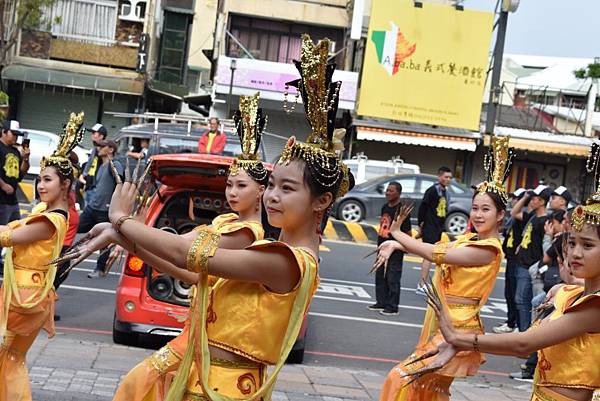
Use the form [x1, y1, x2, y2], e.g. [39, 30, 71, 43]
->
[124, 255, 146, 277]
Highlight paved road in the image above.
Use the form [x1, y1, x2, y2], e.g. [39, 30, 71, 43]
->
[51, 237, 523, 389]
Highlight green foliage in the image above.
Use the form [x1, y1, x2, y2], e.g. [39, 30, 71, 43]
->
[573, 63, 600, 80]
[17, 0, 60, 31]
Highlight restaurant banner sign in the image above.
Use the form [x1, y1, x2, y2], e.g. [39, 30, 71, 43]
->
[358, 0, 493, 130]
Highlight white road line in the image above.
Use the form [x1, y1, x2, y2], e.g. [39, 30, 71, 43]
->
[308, 312, 423, 328]
[59, 284, 116, 294]
[313, 294, 505, 321]
[320, 277, 507, 303]
[72, 267, 121, 276]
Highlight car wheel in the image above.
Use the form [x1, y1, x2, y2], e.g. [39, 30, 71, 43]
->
[338, 199, 365, 222]
[445, 212, 468, 236]
[112, 315, 139, 346]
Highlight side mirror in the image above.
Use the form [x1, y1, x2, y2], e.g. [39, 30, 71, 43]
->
[377, 184, 385, 194]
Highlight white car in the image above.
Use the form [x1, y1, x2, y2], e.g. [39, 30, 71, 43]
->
[343, 155, 420, 185]
[22, 129, 90, 175]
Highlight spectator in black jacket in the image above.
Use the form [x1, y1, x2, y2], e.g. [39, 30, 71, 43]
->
[494, 188, 526, 334]
[416, 166, 451, 295]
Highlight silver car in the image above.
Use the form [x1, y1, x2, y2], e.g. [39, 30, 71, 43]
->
[331, 174, 473, 237]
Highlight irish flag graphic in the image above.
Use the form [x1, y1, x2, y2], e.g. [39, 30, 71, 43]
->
[371, 22, 417, 76]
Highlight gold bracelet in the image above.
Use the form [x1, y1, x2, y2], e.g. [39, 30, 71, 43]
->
[114, 215, 134, 233]
[186, 228, 221, 274]
[0, 230, 13, 247]
[473, 333, 480, 352]
[432, 242, 447, 265]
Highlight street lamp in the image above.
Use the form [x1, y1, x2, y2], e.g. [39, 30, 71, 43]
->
[227, 58, 237, 117]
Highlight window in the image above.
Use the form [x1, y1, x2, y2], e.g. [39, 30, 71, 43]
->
[227, 15, 344, 65]
[381, 177, 417, 193]
[450, 183, 466, 194]
[419, 178, 437, 194]
[157, 11, 191, 84]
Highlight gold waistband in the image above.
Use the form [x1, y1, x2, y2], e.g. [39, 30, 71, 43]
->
[14, 269, 46, 287]
[447, 302, 480, 309]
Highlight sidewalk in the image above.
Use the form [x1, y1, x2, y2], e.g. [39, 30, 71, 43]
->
[27, 333, 532, 401]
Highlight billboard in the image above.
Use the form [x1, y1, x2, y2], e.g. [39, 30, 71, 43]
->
[357, 0, 494, 130]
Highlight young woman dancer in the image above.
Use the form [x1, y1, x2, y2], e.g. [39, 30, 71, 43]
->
[57, 94, 270, 400]
[0, 112, 84, 401]
[409, 143, 600, 401]
[60, 35, 353, 401]
[377, 136, 514, 401]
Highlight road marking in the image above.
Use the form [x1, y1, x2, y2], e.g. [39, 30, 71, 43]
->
[60, 284, 116, 294]
[313, 294, 505, 321]
[320, 277, 507, 303]
[56, 326, 112, 335]
[308, 312, 423, 328]
[318, 283, 371, 298]
[73, 267, 121, 276]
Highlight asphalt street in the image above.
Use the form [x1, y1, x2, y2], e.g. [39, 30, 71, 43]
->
[49, 236, 523, 389]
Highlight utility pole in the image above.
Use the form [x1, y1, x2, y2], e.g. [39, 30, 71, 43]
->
[484, 9, 509, 135]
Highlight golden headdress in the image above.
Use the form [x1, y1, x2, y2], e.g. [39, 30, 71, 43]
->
[40, 112, 85, 177]
[475, 135, 515, 206]
[230, 92, 268, 184]
[279, 34, 352, 199]
[572, 141, 600, 231]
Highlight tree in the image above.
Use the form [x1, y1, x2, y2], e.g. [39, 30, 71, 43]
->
[0, 0, 61, 79]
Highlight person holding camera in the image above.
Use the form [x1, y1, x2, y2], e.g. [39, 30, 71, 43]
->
[0, 120, 29, 226]
[510, 185, 552, 333]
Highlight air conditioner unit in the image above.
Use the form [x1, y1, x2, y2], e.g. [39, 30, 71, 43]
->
[119, 0, 147, 22]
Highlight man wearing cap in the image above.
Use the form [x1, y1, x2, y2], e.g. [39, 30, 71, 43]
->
[0, 120, 30, 226]
[79, 123, 107, 206]
[77, 139, 123, 278]
[494, 188, 526, 334]
[510, 185, 552, 333]
[549, 185, 572, 211]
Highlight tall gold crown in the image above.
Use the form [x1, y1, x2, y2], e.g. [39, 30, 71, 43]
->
[40, 112, 85, 177]
[572, 142, 600, 231]
[230, 92, 268, 183]
[475, 135, 515, 205]
[279, 34, 350, 198]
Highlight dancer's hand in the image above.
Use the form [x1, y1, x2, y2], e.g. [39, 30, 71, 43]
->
[390, 203, 414, 236]
[369, 240, 400, 275]
[105, 245, 125, 273]
[400, 341, 458, 384]
[51, 224, 120, 267]
[109, 181, 139, 225]
[422, 281, 460, 345]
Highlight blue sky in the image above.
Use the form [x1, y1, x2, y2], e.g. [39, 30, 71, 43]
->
[465, 0, 600, 59]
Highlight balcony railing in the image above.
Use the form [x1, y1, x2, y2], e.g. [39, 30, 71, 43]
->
[43, 0, 118, 46]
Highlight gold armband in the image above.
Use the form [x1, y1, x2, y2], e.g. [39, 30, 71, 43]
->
[0, 230, 13, 247]
[186, 228, 221, 274]
[432, 242, 447, 265]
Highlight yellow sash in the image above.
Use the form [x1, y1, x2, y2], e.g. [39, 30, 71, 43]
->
[165, 248, 316, 401]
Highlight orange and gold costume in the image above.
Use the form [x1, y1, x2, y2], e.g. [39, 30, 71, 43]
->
[380, 233, 503, 401]
[0, 205, 67, 401]
[113, 213, 264, 401]
[529, 285, 600, 401]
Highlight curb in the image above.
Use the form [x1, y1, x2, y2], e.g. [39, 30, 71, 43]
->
[323, 220, 380, 244]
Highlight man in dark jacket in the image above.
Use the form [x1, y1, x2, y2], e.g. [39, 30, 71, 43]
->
[416, 166, 451, 295]
[494, 188, 526, 334]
